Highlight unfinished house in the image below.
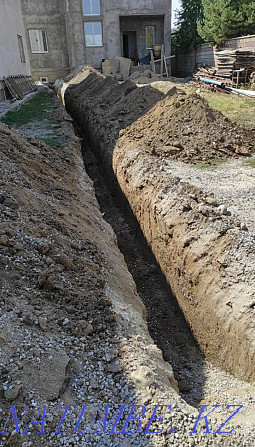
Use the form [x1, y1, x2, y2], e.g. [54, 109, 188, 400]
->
[21, 0, 172, 82]
[0, 0, 31, 101]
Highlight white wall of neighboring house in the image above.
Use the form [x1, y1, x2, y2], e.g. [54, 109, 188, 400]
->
[0, 0, 31, 100]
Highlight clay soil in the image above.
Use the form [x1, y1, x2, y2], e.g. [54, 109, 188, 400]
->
[1, 94, 186, 446]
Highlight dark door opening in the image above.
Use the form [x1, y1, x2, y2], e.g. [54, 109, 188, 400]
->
[123, 35, 129, 59]
[122, 31, 137, 59]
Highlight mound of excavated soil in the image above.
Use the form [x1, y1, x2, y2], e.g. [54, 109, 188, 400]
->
[65, 69, 253, 165]
[65, 64, 102, 85]
[54, 65, 103, 100]
[2, 96, 194, 445]
[65, 72, 164, 147]
[120, 92, 254, 163]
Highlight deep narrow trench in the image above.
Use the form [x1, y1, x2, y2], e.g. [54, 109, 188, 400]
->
[79, 132, 208, 408]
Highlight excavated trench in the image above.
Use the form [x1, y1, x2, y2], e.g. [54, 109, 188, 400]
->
[79, 133, 206, 407]
[64, 70, 255, 387]
[2, 87, 255, 444]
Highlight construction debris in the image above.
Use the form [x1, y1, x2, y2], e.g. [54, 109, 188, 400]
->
[102, 57, 132, 81]
[194, 67, 233, 85]
[3, 75, 36, 100]
[149, 44, 174, 77]
[215, 47, 255, 79]
[199, 76, 255, 97]
[129, 69, 161, 84]
[195, 47, 255, 89]
[102, 59, 121, 78]
[102, 45, 174, 83]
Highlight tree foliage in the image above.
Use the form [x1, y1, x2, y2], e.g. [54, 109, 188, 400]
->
[198, 0, 255, 44]
[172, 0, 204, 49]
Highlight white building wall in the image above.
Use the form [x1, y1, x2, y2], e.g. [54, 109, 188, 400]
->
[0, 0, 31, 98]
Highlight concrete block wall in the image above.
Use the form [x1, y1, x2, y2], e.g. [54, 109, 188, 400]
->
[102, 0, 171, 62]
[120, 15, 165, 60]
[223, 34, 255, 50]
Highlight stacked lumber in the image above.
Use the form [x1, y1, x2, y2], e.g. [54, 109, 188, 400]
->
[215, 47, 255, 78]
[235, 47, 255, 71]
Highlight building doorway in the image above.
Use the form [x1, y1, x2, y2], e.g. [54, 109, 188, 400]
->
[122, 31, 137, 59]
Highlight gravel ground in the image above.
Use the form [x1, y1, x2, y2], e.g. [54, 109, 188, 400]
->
[1, 88, 255, 447]
[80, 136, 255, 446]
[165, 157, 255, 233]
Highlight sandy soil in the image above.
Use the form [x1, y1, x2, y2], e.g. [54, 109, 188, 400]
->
[65, 67, 255, 445]
[1, 94, 193, 447]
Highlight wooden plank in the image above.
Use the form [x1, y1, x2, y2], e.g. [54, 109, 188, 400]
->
[150, 50, 156, 74]
[3, 78, 19, 100]
[164, 55, 169, 77]
[160, 44, 164, 76]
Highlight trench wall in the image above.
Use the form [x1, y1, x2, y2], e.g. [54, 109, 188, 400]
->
[65, 71, 255, 382]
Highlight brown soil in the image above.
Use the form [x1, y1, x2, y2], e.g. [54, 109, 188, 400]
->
[82, 139, 205, 407]
[65, 72, 254, 166]
[65, 68, 255, 384]
[65, 72, 163, 150]
[1, 82, 255, 445]
[1, 94, 187, 445]
[121, 92, 254, 163]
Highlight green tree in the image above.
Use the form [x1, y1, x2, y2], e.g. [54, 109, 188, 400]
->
[172, 0, 204, 49]
[242, 1, 255, 35]
[198, 0, 255, 44]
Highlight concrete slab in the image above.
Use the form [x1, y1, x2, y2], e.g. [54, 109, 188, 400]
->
[115, 57, 131, 80]
[102, 59, 120, 77]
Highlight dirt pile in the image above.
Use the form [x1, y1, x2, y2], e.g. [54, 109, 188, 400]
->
[120, 92, 254, 163]
[64, 64, 101, 85]
[65, 68, 255, 385]
[65, 68, 253, 165]
[1, 96, 197, 446]
[65, 72, 163, 150]
[129, 69, 162, 85]
[53, 65, 102, 101]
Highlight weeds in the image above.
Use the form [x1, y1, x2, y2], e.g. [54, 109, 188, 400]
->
[196, 157, 228, 170]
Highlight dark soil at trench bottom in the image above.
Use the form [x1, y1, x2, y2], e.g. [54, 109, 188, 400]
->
[80, 135, 208, 408]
